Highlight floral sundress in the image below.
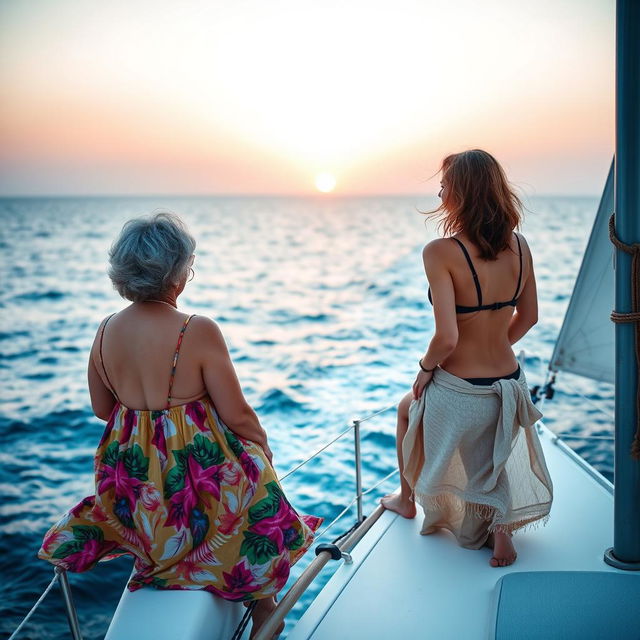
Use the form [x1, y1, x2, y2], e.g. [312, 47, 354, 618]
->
[38, 314, 322, 601]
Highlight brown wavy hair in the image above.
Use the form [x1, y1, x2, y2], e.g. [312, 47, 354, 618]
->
[426, 149, 522, 260]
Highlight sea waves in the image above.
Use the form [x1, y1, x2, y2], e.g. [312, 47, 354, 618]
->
[0, 195, 612, 639]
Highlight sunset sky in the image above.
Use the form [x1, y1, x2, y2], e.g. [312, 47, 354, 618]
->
[0, 0, 614, 196]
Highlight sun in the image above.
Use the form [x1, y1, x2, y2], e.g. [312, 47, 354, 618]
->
[314, 172, 337, 193]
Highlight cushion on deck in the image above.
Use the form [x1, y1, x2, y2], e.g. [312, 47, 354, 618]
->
[489, 571, 640, 639]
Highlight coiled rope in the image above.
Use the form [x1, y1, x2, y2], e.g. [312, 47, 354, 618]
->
[609, 214, 640, 459]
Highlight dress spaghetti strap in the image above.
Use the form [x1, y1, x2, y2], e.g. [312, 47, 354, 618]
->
[166, 314, 196, 409]
[99, 314, 120, 402]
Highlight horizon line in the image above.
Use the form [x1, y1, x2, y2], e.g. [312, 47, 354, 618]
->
[0, 191, 603, 200]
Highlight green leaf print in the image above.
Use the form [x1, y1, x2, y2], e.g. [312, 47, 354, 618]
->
[172, 447, 189, 472]
[52, 540, 84, 559]
[286, 529, 304, 551]
[248, 482, 283, 525]
[240, 531, 279, 565]
[122, 445, 149, 481]
[164, 465, 185, 499]
[192, 434, 224, 469]
[72, 525, 104, 542]
[224, 430, 245, 459]
[101, 441, 119, 468]
[149, 577, 168, 589]
[164, 447, 190, 498]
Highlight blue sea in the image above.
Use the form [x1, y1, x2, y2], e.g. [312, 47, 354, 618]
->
[0, 195, 614, 639]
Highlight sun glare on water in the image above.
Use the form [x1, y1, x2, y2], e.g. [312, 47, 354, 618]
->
[314, 172, 337, 193]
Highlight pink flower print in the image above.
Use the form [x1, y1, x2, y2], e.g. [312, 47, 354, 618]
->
[250, 499, 299, 554]
[220, 462, 242, 487]
[70, 496, 95, 518]
[165, 456, 215, 530]
[41, 531, 66, 554]
[175, 556, 202, 582]
[97, 462, 116, 496]
[139, 483, 162, 512]
[238, 452, 260, 485]
[218, 501, 244, 536]
[166, 482, 198, 530]
[186, 454, 224, 506]
[89, 502, 109, 522]
[99, 411, 117, 446]
[205, 585, 245, 602]
[62, 539, 117, 572]
[114, 458, 143, 513]
[119, 409, 138, 444]
[98, 456, 144, 528]
[61, 538, 100, 571]
[152, 414, 168, 461]
[186, 401, 209, 432]
[222, 560, 261, 595]
[185, 539, 222, 566]
[302, 515, 323, 531]
[271, 557, 291, 591]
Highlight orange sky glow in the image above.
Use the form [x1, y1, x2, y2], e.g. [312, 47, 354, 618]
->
[0, 0, 614, 196]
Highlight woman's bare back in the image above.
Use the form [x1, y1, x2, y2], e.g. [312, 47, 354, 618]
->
[439, 232, 536, 379]
[91, 305, 206, 411]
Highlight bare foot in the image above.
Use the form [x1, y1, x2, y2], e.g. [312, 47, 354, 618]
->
[490, 531, 517, 567]
[380, 493, 416, 519]
[250, 597, 284, 639]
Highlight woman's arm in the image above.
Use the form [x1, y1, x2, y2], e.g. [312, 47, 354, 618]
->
[508, 236, 538, 345]
[88, 323, 118, 420]
[413, 242, 459, 398]
[197, 317, 272, 460]
[421, 241, 459, 366]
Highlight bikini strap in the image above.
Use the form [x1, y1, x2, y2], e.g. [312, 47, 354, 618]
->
[452, 238, 483, 307]
[99, 313, 120, 402]
[513, 233, 523, 301]
[166, 314, 196, 410]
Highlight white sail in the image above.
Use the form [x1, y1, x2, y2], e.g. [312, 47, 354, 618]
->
[549, 162, 615, 384]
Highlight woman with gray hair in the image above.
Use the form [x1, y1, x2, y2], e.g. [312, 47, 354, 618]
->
[39, 212, 321, 637]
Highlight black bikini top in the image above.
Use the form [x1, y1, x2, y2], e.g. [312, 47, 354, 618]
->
[428, 234, 523, 314]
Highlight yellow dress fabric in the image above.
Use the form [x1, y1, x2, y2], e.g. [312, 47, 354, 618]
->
[39, 398, 322, 601]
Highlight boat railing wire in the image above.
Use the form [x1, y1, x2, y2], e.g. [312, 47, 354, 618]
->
[277, 424, 354, 481]
[522, 349, 615, 442]
[8, 401, 400, 640]
[8, 566, 82, 640]
[278, 401, 398, 539]
[7, 573, 59, 640]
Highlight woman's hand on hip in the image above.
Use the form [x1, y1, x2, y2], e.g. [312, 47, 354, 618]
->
[413, 370, 433, 400]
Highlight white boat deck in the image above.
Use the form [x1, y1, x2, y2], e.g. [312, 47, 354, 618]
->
[288, 424, 624, 640]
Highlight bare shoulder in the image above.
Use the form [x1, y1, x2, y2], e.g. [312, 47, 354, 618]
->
[514, 230, 531, 249]
[90, 313, 117, 349]
[422, 238, 453, 262]
[187, 315, 226, 346]
[514, 231, 534, 261]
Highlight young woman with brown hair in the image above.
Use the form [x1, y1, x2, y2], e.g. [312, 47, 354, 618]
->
[381, 149, 553, 567]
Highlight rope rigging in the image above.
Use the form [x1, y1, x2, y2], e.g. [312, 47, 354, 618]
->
[609, 214, 640, 460]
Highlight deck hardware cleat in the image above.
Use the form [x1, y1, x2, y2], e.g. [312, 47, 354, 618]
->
[315, 543, 353, 564]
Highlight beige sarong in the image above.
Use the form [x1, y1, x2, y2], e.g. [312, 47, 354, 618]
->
[403, 366, 553, 549]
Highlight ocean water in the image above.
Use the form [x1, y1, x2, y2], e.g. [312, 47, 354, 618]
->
[0, 195, 614, 639]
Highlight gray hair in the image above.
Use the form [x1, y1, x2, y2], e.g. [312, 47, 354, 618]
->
[108, 212, 196, 302]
